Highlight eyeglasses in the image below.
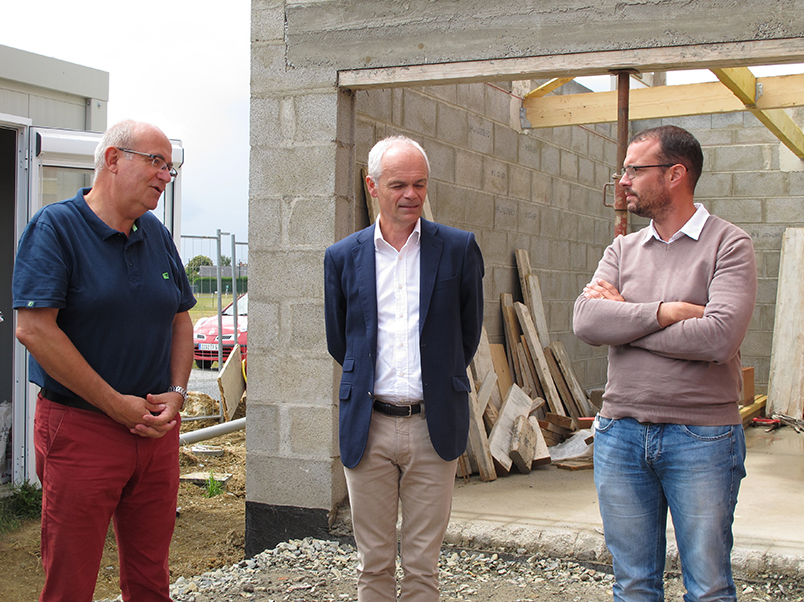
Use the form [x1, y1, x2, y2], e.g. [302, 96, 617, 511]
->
[621, 164, 675, 179]
[117, 148, 178, 179]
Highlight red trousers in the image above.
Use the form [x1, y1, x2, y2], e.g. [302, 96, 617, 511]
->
[34, 395, 179, 602]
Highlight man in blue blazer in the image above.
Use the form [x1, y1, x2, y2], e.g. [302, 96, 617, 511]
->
[324, 136, 484, 601]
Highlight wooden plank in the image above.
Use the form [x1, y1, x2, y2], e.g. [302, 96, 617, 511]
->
[514, 250, 551, 348]
[509, 415, 536, 474]
[554, 459, 594, 471]
[528, 416, 552, 467]
[465, 366, 496, 482]
[539, 419, 574, 437]
[489, 343, 514, 401]
[488, 384, 533, 472]
[519, 335, 544, 399]
[217, 344, 245, 421]
[767, 228, 804, 417]
[472, 326, 503, 413]
[549, 341, 595, 417]
[500, 293, 519, 382]
[741, 367, 755, 406]
[544, 346, 581, 420]
[740, 394, 767, 427]
[516, 342, 537, 397]
[514, 302, 566, 416]
[544, 412, 574, 430]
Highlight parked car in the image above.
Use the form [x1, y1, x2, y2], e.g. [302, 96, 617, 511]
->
[193, 293, 248, 369]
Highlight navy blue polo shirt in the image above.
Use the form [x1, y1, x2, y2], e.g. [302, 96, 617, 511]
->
[12, 188, 196, 402]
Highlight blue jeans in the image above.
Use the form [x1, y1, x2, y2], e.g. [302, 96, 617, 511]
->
[594, 416, 746, 602]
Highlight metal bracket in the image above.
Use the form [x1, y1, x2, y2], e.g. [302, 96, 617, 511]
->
[520, 107, 532, 130]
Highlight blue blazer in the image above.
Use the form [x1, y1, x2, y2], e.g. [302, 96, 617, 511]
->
[324, 219, 484, 469]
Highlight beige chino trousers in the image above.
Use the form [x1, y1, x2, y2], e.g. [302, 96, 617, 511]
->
[344, 406, 458, 602]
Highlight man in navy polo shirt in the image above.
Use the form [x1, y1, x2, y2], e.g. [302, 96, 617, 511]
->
[13, 120, 195, 602]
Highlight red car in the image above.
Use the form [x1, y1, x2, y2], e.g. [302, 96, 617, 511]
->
[193, 293, 248, 369]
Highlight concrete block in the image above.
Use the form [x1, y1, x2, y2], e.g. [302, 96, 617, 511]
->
[548, 238, 571, 272]
[251, 145, 337, 198]
[760, 303, 776, 332]
[570, 126, 589, 156]
[493, 196, 518, 231]
[484, 84, 511, 124]
[246, 452, 341, 509]
[578, 156, 596, 187]
[493, 122, 519, 164]
[422, 83, 457, 104]
[541, 143, 560, 176]
[464, 189, 495, 228]
[519, 202, 540, 236]
[356, 88, 394, 124]
[712, 144, 777, 172]
[251, 1, 285, 42]
[248, 195, 282, 249]
[734, 125, 785, 145]
[483, 157, 509, 195]
[733, 171, 787, 197]
[492, 265, 519, 303]
[508, 164, 531, 201]
[392, 88, 405, 127]
[740, 330, 773, 359]
[695, 172, 732, 198]
[478, 228, 509, 265]
[552, 179, 572, 211]
[427, 139, 456, 183]
[518, 135, 541, 170]
[707, 198, 762, 224]
[289, 404, 338, 457]
[243, 297, 280, 353]
[787, 171, 804, 194]
[531, 171, 552, 202]
[662, 114, 713, 131]
[755, 277, 778, 306]
[250, 97, 283, 146]
[288, 301, 328, 353]
[436, 102, 469, 146]
[245, 403, 281, 455]
[763, 250, 780, 279]
[745, 224, 785, 250]
[455, 149, 483, 190]
[251, 249, 324, 300]
[558, 209, 578, 243]
[280, 356, 339, 405]
[549, 299, 571, 333]
[764, 197, 804, 224]
[456, 83, 485, 115]
[551, 126, 573, 151]
[402, 89, 437, 135]
[711, 112, 744, 129]
[433, 182, 466, 225]
[540, 206, 561, 239]
[251, 44, 336, 95]
[482, 300, 504, 343]
[570, 242, 587, 271]
[692, 128, 735, 146]
[529, 236, 551, 269]
[577, 214, 596, 244]
[287, 196, 337, 248]
[467, 114, 494, 155]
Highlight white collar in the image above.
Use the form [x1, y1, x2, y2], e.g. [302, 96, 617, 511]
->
[643, 203, 709, 244]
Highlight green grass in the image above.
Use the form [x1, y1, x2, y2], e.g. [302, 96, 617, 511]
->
[0, 481, 42, 534]
[202, 473, 225, 498]
[189, 293, 234, 324]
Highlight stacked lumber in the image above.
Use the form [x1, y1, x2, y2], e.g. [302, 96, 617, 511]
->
[458, 249, 597, 480]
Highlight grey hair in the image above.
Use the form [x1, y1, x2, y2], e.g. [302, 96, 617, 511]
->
[94, 120, 138, 176]
[367, 135, 430, 182]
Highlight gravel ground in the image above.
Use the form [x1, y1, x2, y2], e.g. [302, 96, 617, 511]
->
[161, 538, 802, 602]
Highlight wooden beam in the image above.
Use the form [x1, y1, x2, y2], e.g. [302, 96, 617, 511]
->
[713, 67, 804, 157]
[523, 77, 574, 99]
[514, 302, 565, 416]
[521, 72, 804, 130]
[338, 38, 804, 89]
[465, 366, 497, 482]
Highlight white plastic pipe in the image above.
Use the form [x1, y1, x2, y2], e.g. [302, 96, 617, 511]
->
[179, 417, 246, 445]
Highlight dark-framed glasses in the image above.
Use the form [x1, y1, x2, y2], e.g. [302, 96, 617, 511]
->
[622, 164, 675, 179]
[117, 147, 178, 179]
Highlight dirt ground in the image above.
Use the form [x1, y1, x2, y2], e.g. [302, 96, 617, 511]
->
[0, 396, 247, 602]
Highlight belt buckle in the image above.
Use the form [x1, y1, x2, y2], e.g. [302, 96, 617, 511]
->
[401, 404, 413, 417]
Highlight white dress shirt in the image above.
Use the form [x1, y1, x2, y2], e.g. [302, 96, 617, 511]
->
[373, 218, 423, 402]
[645, 203, 710, 244]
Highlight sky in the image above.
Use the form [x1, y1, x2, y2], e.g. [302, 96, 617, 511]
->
[3, 1, 251, 263]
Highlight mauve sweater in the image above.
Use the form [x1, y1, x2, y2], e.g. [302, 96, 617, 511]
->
[573, 215, 757, 426]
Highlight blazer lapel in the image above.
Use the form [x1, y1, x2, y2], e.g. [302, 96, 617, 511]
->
[419, 219, 443, 333]
[352, 225, 378, 350]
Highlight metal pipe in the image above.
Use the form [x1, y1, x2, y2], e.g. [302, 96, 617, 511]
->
[179, 417, 246, 445]
[612, 70, 637, 238]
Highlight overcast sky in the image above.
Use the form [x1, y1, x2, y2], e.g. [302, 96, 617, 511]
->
[4, 1, 250, 262]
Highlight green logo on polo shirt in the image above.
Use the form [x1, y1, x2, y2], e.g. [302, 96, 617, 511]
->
[162, 272, 170, 280]
[27, 301, 35, 307]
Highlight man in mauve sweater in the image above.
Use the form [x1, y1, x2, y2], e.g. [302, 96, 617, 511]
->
[573, 125, 756, 602]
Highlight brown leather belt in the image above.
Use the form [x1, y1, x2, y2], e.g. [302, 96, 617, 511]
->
[372, 400, 422, 417]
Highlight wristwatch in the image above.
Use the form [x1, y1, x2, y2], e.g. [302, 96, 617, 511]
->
[168, 385, 188, 408]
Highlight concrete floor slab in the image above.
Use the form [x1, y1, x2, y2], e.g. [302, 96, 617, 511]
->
[446, 426, 804, 576]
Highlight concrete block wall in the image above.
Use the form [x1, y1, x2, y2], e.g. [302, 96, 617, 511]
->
[355, 81, 618, 389]
[631, 110, 804, 392]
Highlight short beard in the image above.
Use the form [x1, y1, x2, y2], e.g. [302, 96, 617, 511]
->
[629, 188, 672, 221]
